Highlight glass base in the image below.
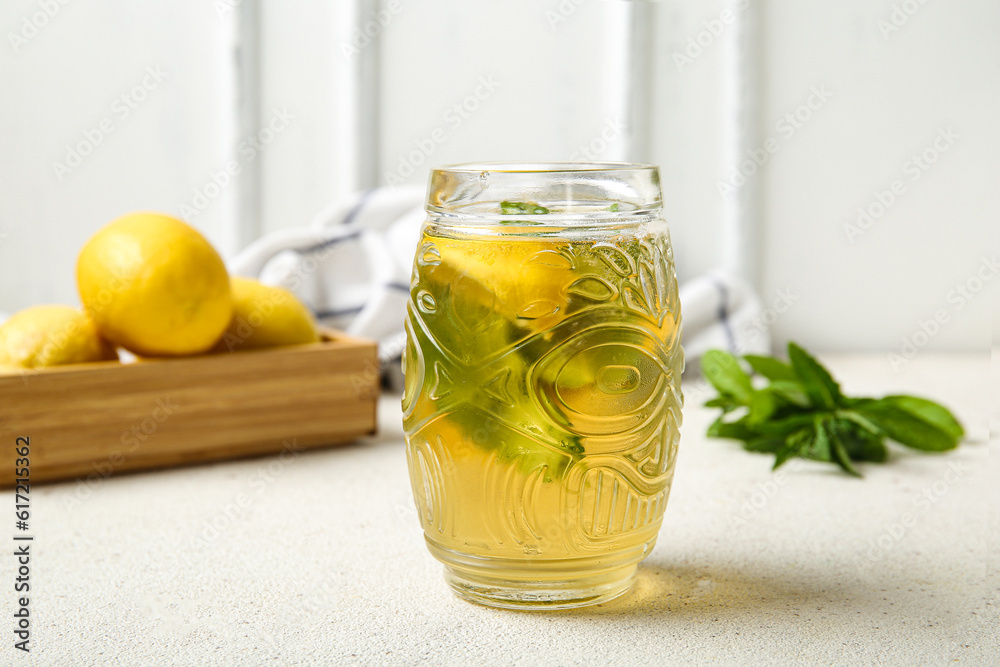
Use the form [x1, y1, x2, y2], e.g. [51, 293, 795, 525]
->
[427, 538, 650, 611]
[443, 563, 637, 611]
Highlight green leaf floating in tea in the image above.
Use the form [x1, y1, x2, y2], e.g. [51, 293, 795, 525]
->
[500, 201, 550, 215]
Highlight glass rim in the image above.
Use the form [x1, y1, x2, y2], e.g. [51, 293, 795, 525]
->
[432, 161, 658, 176]
[426, 161, 663, 226]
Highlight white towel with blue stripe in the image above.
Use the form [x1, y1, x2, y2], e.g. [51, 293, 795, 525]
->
[228, 186, 770, 384]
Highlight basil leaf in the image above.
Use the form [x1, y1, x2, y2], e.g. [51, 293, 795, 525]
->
[831, 418, 887, 463]
[828, 423, 862, 477]
[852, 401, 958, 451]
[838, 407, 882, 435]
[767, 380, 810, 408]
[744, 436, 785, 453]
[852, 436, 888, 463]
[787, 342, 845, 409]
[772, 428, 810, 470]
[803, 419, 833, 462]
[707, 416, 757, 441]
[500, 201, 550, 215]
[744, 354, 798, 382]
[747, 390, 778, 425]
[772, 445, 798, 470]
[757, 413, 815, 437]
[701, 350, 753, 404]
[702, 343, 964, 478]
[704, 396, 737, 411]
[879, 395, 964, 440]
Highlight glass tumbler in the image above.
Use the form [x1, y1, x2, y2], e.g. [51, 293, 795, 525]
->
[402, 163, 683, 610]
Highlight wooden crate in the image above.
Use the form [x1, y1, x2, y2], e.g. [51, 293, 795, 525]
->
[0, 330, 378, 486]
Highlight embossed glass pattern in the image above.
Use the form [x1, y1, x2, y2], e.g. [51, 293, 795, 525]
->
[403, 163, 683, 609]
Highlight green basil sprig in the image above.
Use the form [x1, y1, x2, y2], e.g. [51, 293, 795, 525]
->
[702, 343, 964, 476]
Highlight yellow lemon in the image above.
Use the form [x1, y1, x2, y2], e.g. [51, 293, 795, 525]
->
[419, 234, 571, 331]
[77, 212, 232, 356]
[213, 277, 319, 353]
[0, 305, 118, 371]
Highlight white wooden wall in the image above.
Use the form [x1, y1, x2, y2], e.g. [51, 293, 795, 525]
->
[376, 1, 633, 181]
[0, 0, 236, 310]
[1, 0, 996, 353]
[757, 0, 998, 354]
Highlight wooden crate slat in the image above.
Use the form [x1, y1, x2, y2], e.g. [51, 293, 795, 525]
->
[0, 330, 378, 485]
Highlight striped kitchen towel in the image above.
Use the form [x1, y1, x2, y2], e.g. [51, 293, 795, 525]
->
[229, 186, 770, 385]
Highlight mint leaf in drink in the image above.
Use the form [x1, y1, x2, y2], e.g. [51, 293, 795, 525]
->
[605, 203, 620, 212]
[787, 342, 844, 409]
[703, 342, 964, 476]
[500, 201, 550, 215]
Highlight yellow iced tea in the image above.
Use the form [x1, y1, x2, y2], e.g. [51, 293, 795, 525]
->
[403, 217, 683, 608]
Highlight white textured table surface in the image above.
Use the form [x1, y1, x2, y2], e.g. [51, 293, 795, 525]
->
[10, 353, 998, 666]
